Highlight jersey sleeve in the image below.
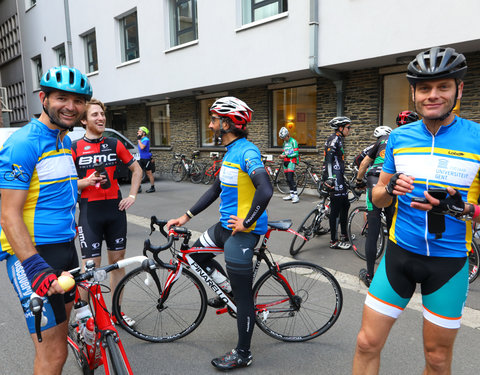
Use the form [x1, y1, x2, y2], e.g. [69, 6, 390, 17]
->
[0, 135, 38, 190]
[382, 133, 396, 174]
[243, 148, 264, 175]
[366, 139, 380, 159]
[115, 140, 135, 166]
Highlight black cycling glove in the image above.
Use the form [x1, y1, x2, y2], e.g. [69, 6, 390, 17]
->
[325, 177, 336, 191]
[431, 189, 465, 217]
[385, 172, 401, 196]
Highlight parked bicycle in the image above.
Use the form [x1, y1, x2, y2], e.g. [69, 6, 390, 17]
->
[261, 154, 302, 195]
[294, 160, 323, 197]
[30, 256, 153, 375]
[171, 150, 205, 184]
[112, 216, 343, 343]
[202, 152, 223, 184]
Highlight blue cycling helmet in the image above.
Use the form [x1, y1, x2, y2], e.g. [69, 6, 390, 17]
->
[40, 66, 92, 100]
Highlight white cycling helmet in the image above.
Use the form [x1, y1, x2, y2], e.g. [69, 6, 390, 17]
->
[373, 126, 392, 138]
[279, 127, 289, 139]
[210, 96, 253, 129]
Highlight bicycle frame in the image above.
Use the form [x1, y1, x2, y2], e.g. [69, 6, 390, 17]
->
[145, 222, 303, 317]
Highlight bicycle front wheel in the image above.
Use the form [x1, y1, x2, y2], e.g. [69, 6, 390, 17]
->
[104, 333, 130, 375]
[289, 208, 328, 256]
[254, 262, 343, 342]
[469, 240, 480, 283]
[112, 266, 207, 343]
[295, 170, 307, 196]
[347, 206, 384, 261]
[171, 162, 186, 182]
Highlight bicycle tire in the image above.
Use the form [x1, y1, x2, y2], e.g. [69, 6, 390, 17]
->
[202, 164, 215, 184]
[104, 333, 129, 375]
[469, 240, 480, 283]
[347, 206, 384, 261]
[295, 169, 307, 196]
[253, 261, 343, 342]
[171, 162, 186, 182]
[190, 163, 204, 184]
[112, 265, 207, 343]
[289, 207, 328, 256]
[67, 325, 93, 375]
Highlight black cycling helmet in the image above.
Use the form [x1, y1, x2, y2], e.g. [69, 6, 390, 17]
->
[396, 111, 420, 126]
[406, 47, 467, 85]
[328, 116, 351, 129]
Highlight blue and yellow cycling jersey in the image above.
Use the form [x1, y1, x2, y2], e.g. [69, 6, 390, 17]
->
[0, 119, 78, 260]
[219, 137, 268, 235]
[383, 116, 480, 257]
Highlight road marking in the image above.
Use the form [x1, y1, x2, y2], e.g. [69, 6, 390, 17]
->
[127, 213, 480, 330]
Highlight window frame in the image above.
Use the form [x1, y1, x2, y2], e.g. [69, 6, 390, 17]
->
[242, 0, 288, 24]
[53, 43, 66, 66]
[83, 30, 98, 73]
[31, 55, 42, 91]
[170, 0, 198, 47]
[147, 102, 171, 147]
[119, 10, 139, 62]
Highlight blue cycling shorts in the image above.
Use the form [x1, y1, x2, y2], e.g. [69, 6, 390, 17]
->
[366, 240, 468, 329]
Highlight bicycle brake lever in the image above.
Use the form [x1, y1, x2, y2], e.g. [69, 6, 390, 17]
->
[29, 293, 45, 342]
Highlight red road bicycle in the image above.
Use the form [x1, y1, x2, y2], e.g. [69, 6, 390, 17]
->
[202, 152, 223, 184]
[30, 256, 154, 375]
[112, 217, 343, 343]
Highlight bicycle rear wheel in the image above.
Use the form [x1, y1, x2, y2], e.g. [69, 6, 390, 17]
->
[295, 169, 307, 196]
[171, 162, 185, 182]
[190, 163, 204, 184]
[253, 261, 343, 342]
[112, 266, 207, 343]
[104, 333, 129, 375]
[469, 240, 480, 283]
[289, 208, 328, 256]
[347, 206, 384, 261]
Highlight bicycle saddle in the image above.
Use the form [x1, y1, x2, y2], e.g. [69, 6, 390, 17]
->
[267, 220, 292, 230]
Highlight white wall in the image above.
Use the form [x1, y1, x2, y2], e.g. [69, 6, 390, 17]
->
[318, 0, 480, 68]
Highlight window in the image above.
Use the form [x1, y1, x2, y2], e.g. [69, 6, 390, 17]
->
[149, 104, 171, 146]
[119, 11, 139, 62]
[382, 73, 412, 125]
[272, 85, 316, 147]
[199, 98, 221, 147]
[31, 55, 42, 90]
[242, 0, 287, 24]
[169, 0, 198, 47]
[26, 0, 36, 10]
[0, 14, 21, 65]
[54, 44, 66, 66]
[83, 30, 98, 73]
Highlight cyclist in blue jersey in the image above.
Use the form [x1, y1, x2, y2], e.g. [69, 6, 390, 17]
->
[0, 66, 92, 375]
[137, 126, 155, 193]
[353, 47, 480, 375]
[167, 96, 273, 371]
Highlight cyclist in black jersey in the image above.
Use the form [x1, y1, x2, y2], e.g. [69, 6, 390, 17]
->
[355, 126, 394, 287]
[353, 47, 479, 375]
[323, 116, 352, 250]
[167, 97, 273, 371]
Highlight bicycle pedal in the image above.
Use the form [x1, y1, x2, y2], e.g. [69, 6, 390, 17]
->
[215, 307, 228, 315]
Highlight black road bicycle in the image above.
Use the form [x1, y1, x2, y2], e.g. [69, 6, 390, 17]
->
[171, 151, 205, 184]
[112, 217, 343, 343]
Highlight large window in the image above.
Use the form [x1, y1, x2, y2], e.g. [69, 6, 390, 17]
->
[382, 73, 412, 126]
[83, 30, 98, 73]
[272, 85, 316, 147]
[199, 98, 220, 147]
[119, 11, 139, 62]
[242, 0, 288, 24]
[31, 55, 42, 90]
[54, 44, 66, 66]
[169, 0, 198, 47]
[149, 104, 171, 146]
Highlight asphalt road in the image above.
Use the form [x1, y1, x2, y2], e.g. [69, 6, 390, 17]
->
[0, 177, 479, 374]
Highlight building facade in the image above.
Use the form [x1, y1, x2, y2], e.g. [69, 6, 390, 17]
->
[2, 0, 480, 172]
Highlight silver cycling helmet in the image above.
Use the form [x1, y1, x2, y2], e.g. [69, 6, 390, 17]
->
[279, 126, 289, 139]
[373, 126, 392, 138]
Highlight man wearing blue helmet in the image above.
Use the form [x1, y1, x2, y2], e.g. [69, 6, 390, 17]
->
[0, 66, 94, 374]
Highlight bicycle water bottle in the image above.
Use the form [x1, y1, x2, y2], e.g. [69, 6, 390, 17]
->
[83, 317, 95, 346]
[312, 173, 319, 183]
[205, 267, 232, 293]
[93, 161, 111, 189]
[74, 300, 92, 327]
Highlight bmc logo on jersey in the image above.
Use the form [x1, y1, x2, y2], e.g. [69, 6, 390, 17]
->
[78, 154, 117, 166]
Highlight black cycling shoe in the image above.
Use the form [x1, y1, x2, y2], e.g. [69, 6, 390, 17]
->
[207, 296, 226, 308]
[211, 349, 253, 371]
[359, 268, 372, 288]
[146, 186, 156, 193]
